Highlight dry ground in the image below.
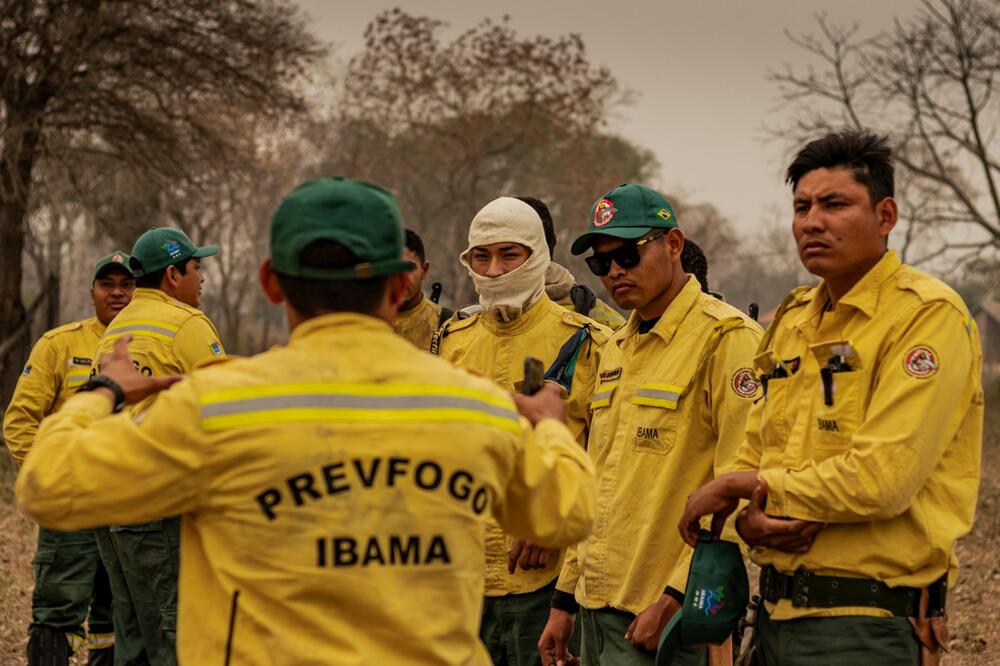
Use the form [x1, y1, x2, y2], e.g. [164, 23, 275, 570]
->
[1, 389, 998, 665]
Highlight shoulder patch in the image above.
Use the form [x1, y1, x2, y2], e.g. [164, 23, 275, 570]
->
[903, 345, 939, 379]
[730, 367, 760, 398]
[21, 364, 31, 376]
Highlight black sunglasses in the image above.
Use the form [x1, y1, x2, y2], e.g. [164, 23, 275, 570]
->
[585, 231, 666, 276]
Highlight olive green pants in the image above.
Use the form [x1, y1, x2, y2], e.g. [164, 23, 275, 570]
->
[481, 582, 580, 665]
[579, 607, 706, 666]
[753, 606, 920, 665]
[94, 518, 180, 666]
[30, 527, 114, 659]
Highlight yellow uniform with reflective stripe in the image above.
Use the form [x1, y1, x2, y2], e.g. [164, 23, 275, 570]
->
[95, 288, 224, 413]
[555, 293, 627, 331]
[438, 293, 610, 596]
[16, 313, 596, 665]
[557, 276, 762, 614]
[392, 295, 442, 351]
[3, 317, 104, 461]
[733, 251, 984, 620]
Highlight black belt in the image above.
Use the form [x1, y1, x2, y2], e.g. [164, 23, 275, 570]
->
[760, 566, 946, 617]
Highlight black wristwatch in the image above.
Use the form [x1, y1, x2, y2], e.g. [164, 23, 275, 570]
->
[79, 375, 127, 413]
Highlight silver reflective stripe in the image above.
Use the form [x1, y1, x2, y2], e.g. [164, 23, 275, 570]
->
[634, 387, 680, 403]
[592, 390, 613, 403]
[201, 394, 517, 422]
[109, 323, 176, 337]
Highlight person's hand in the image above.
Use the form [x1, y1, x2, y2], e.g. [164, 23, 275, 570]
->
[678, 473, 746, 547]
[735, 481, 824, 553]
[507, 539, 551, 574]
[625, 594, 680, 652]
[512, 382, 567, 425]
[97, 335, 183, 405]
[538, 608, 579, 666]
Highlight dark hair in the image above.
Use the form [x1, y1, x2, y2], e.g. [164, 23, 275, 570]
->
[786, 130, 894, 205]
[135, 258, 189, 289]
[516, 196, 556, 254]
[680, 238, 710, 292]
[404, 229, 426, 264]
[275, 240, 389, 317]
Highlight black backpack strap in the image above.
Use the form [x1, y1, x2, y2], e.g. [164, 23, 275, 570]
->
[437, 307, 454, 328]
[569, 284, 597, 317]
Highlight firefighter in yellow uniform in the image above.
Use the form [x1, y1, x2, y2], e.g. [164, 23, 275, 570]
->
[679, 132, 983, 665]
[539, 184, 762, 666]
[15, 177, 597, 665]
[517, 196, 626, 330]
[393, 228, 448, 350]
[4, 252, 133, 665]
[434, 196, 610, 666]
[91, 227, 223, 666]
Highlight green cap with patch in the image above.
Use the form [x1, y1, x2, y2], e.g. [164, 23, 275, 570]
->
[571, 183, 679, 255]
[270, 177, 415, 280]
[129, 228, 218, 277]
[655, 531, 749, 665]
[93, 250, 134, 281]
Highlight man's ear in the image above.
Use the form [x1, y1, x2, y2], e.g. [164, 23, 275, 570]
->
[875, 197, 898, 241]
[259, 259, 285, 304]
[388, 272, 410, 308]
[665, 228, 685, 261]
[163, 264, 180, 290]
[422, 261, 430, 276]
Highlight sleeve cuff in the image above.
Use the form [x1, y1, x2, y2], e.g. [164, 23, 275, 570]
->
[758, 468, 787, 516]
[551, 589, 580, 614]
[664, 586, 685, 604]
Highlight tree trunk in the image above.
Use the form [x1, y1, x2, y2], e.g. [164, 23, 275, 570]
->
[0, 111, 42, 407]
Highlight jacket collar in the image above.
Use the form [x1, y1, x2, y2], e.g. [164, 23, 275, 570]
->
[801, 250, 901, 322]
[619, 275, 700, 347]
[290, 312, 393, 343]
[480, 292, 554, 336]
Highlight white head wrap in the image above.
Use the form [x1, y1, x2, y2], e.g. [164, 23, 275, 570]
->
[459, 197, 550, 322]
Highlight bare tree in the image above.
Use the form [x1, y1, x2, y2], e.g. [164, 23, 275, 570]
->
[315, 9, 656, 306]
[768, 0, 1000, 274]
[0, 0, 324, 402]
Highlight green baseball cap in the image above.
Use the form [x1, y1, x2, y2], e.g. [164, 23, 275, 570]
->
[93, 250, 133, 281]
[270, 177, 415, 280]
[571, 183, 679, 255]
[129, 228, 218, 277]
[655, 532, 749, 665]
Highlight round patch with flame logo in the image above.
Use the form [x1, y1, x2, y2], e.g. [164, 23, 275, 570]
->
[731, 367, 760, 398]
[593, 198, 617, 227]
[903, 345, 938, 378]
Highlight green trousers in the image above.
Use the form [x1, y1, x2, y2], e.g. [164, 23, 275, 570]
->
[94, 518, 180, 666]
[579, 607, 706, 666]
[753, 606, 920, 665]
[481, 582, 579, 665]
[30, 527, 115, 658]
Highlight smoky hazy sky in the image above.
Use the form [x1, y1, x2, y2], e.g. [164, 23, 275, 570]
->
[296, 0, 921, 234]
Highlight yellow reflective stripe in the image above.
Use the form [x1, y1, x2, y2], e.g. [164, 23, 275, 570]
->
[590, 383, 617, 409]
[200, 384, 519, 434]
[105, 320, 179, 343]
[631, 383, 684, 410]
[87, 632, 115, 649]
[66, 632, 86, 653]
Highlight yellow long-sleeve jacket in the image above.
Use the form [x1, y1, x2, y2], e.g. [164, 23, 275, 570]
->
[557, 276, 762, 614]
[437, 293, 610, 596]
[392, 295, 442, 351]
[3, 317, 105, 461]
[95, 288, 224, 413]
[15, 313, 596, 666]
[733, 251, 984, 620]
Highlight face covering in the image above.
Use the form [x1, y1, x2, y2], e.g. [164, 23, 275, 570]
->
[459, 197, 550, 322]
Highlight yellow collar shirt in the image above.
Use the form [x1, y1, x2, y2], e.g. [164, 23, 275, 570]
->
[392, 295, 442, 351]
[557, 276, 762, 614]
[3, 317, 105, 462]
[734, 251, 984, 620]
[437, 293, 610, 596]
[15, 313, 596, 665]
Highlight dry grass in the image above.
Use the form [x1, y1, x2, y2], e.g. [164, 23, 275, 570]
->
[0, 390, 997, 664]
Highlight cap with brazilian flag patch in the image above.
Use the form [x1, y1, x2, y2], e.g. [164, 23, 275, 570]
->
[571, 183, 679, 255]
[129, 228, 218, 277]
[270, 177, 415, 280]
[93, 250, 134, 281]
[655, 531, 749, 665]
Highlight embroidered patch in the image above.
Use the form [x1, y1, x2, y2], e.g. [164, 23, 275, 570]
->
[112, 253, 125, 263]
[693, 585, 726, 616]
[21, 364, 31, 376]
[71, 356, 92, 366]
[731, 367, 760, 397]
[162, 240, 182, 259]
[593, 198, 617, 227]
[599, 367, 622, 382]
[210, 342, 223, 357]
[903, 345, 938, 378]
[656, 208, 672, 222]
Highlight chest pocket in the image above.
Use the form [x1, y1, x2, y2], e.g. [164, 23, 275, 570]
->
[629, 383, 685, 455]
[808, 341, 865, 453]
[588, 383, 617, 453]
